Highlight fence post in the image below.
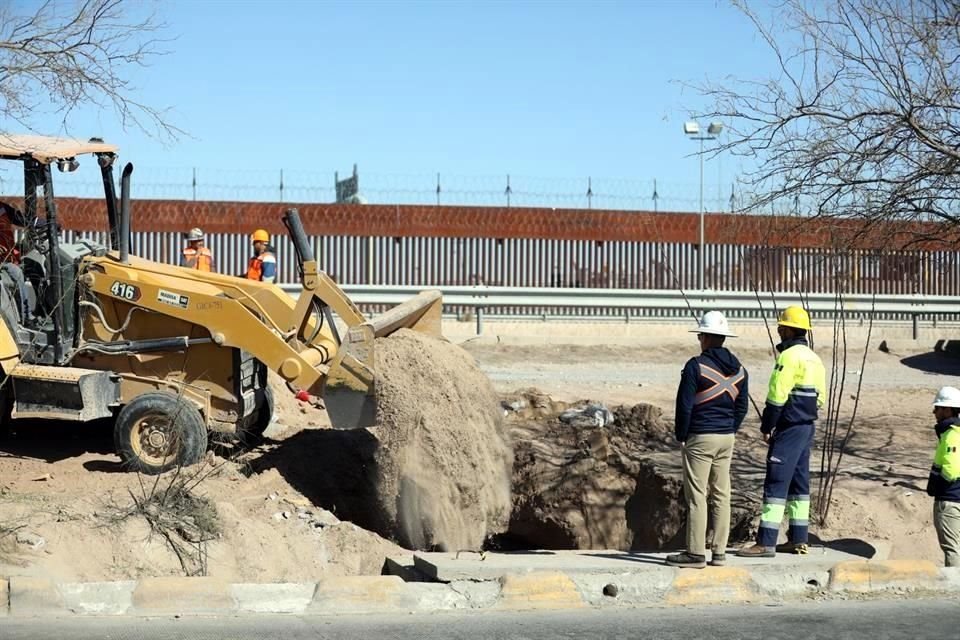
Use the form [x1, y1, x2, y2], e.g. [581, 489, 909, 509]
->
[367, 237, 375, 284]
[912, 313, 919, 340]
[475, 306, 484, 336]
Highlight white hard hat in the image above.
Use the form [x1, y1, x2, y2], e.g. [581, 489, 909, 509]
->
[689, 310, 737, 337]
[186, 227, 204, 241]
[933, 386, 960, 408]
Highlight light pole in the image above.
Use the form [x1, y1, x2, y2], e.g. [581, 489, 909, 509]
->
[684, 121, 723, 290]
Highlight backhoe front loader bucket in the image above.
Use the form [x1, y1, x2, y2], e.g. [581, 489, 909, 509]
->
[322, 289, 443, 429]
[279, 207, 444, 430]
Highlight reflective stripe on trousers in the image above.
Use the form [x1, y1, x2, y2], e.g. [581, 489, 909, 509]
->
[757, 424, 814, 547]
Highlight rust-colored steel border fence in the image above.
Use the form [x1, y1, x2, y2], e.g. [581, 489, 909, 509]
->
[60, 229, 960, 322]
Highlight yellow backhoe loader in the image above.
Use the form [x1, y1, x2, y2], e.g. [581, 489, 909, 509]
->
[0, 135, 441, 474]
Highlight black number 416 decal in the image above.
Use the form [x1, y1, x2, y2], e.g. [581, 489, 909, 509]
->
[110, 280, 141, 301]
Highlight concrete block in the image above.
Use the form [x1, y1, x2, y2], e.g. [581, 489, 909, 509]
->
[449, 580, 502, 609]
[940, 567, 960, 591]
[750, 565, 831, 598]
[60, 581, 135, 615]
[132, 577, 233, 614]
[308, 575, 405, 614]
[665, 567, 759, 605]
[395, 583, 470, 611]
[829, 560, 943, 592]
[230, 583, 316, 614]
[8, 576, 65, 616]
[384, 555, 432, 582]
[497, 572, 586, 610]
[570, 570, 676, 606]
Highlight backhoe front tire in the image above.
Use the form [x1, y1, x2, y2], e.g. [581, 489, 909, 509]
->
[114, 392, 208, 475]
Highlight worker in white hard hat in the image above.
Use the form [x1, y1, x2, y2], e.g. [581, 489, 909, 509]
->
[739, 306, 826, 558]
[928, 386, 960, 567]
[666, 310, 749, 569]
[180, 227, 215, 272]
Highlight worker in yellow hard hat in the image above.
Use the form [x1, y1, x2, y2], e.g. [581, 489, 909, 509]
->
[738, 305, 826, 558]
[245, 228, 277, 283]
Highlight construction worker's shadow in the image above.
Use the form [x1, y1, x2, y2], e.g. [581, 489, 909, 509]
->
[808, 533, 877, 559]
[896, 340, 960, 375]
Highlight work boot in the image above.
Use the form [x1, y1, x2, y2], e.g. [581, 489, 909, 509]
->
[710, 552, 727, 567]
[736, 543, 776, 558]
[665, 552, 707, 569]
[776, 541, 810, 555]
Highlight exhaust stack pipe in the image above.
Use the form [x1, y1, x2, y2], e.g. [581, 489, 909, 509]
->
[119, 163, 133, 263]
[282, 208, 314, 278]
[99, 158, 119, 251]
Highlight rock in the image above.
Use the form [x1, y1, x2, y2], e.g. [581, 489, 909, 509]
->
[297, 512, 312, 520]
[282, 511, 291, 519]
[31, 473, 51, 482]
[16, 531, 46, 550]
[502, 399, 528, 412]
[310, 508, 340, 528]
[272, 512, 284, 522]
[559, 403, 614, 428]
[267, 492, 278, 501]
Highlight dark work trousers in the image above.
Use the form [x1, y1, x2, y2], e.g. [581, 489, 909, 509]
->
[757, 423, 815, 547]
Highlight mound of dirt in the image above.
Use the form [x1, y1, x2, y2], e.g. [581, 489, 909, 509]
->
[370, 329, 513, 550]
[497, 390, 754, 551]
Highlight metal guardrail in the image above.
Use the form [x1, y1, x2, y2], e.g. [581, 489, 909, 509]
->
[281, 284, 960, 337]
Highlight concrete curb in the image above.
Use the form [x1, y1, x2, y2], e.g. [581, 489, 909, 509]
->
[827, 560, 945, 593]
[2, 561, 958, 616]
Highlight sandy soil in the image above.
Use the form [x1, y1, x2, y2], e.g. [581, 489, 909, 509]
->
[371, 330, 512, 551]
[0, 329, 951, 580]
[464, 333, 952, 563]
[0, 372, 409, 582]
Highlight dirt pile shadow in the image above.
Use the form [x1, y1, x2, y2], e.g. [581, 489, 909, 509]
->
[248, 428, 388, 537]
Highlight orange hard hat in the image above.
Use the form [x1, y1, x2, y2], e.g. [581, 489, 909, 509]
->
[251, 229, 269, 243]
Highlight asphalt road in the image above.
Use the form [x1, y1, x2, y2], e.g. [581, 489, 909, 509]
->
[3, 598, 959, 640]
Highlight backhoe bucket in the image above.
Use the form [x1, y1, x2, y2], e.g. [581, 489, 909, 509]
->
[323, 290, 443, 429]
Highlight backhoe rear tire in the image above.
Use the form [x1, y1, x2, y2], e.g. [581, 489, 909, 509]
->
[114, 392, 208, 475]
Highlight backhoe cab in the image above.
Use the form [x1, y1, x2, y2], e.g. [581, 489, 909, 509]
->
[0, 135, 441, 474]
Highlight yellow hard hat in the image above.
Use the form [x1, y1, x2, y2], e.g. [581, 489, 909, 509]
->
[778, 306, 812, 331]
[251, 229, 269, 243]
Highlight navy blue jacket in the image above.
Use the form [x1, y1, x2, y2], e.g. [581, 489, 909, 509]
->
[675, 347, 749, 442]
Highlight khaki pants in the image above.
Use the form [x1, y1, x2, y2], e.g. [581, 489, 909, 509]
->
[683, 433, 736, 556]
[934, 500, 960, 567]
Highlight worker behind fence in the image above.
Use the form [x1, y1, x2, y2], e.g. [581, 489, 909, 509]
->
[927, 386, 960, 567]
[246, 229, 277, 283]
[739, 306, 826, 558]
[180, 227, 215, 272]
[667, 311, 748, 569]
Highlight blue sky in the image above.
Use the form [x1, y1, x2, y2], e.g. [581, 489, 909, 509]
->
[32, 1, 780, 208]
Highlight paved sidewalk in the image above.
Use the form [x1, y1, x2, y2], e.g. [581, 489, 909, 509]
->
[410, 547, 871, 582]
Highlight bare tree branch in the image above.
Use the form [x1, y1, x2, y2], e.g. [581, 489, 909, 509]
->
[692, 0, 960, 240]
[0, 0, 181, 139]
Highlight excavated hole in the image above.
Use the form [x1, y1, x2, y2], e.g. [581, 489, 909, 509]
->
[602, 583, 619, 598]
